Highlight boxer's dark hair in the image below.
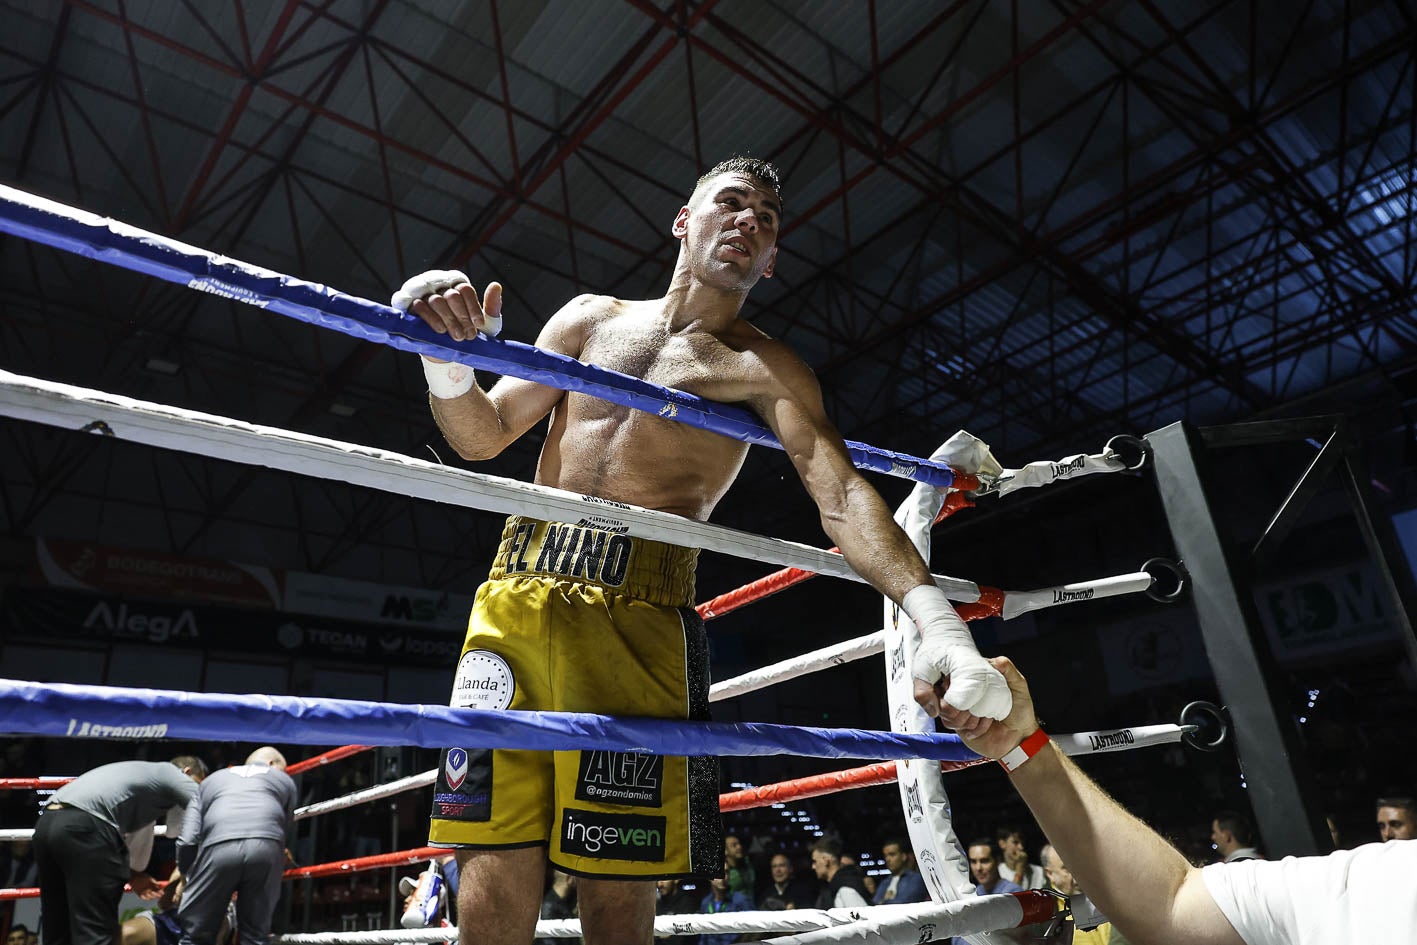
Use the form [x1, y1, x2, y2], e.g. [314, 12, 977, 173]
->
[692, 156, 784, 216]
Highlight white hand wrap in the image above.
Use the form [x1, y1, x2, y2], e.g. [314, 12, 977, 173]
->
[391, 269, 503, 338]
[422, 358, 476, 399]
[903, 584, 1013, 719]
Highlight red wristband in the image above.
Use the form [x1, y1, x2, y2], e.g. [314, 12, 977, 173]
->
[998, 728, 1049, 773]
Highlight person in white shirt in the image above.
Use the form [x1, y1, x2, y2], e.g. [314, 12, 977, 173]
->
[809, 839, 870, 910]
[951, 656, 1417, 945]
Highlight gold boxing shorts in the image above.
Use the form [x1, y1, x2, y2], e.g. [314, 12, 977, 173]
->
[428, 515, 723, 879]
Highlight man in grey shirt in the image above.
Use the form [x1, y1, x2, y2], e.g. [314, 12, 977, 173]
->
[34, 755, 206, 945]
[176, 747, 298, 945]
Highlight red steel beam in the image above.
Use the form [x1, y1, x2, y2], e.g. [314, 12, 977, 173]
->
[448, 0, 724, 266]
[171, 0, 307, 230]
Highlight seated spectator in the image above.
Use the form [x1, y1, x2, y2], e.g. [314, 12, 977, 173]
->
[872, 837, 928, 904]
[839, 852, 876, 899]
[656, 877, 702, 944]
[810, 839, 870, 909]
[1, 841, 36, 888]
[1041, 844, 1131, 945]
[996, 824, 1046, 889]
[1377, 796, 1415, 842]
[6, 926, 29, 945]
[1210, 811, 1262, 862]
[534, 870, 576, 945]
[723, 834, 755, 906]
[758, 851, 816, 910]
[699, 869, 752, 945]
[967, 838, 1021, 895]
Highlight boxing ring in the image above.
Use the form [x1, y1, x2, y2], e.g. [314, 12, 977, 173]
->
[0, 185, 1228, 944]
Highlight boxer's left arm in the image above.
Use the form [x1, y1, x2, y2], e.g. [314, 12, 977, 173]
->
[747, 344, 1010, 728]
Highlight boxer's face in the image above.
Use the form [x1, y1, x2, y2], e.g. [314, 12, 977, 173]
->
[674, 172, 779, 291]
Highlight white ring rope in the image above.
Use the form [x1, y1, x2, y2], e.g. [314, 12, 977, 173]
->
[275, 893, 1055, 944]
[710, 632, 886, 700]
[999, 570, 1153, 619]
[292, 770, 437, 821]
[0, 370, 979, 602]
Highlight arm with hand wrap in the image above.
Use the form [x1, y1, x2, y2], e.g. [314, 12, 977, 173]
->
[749, 342, 1011, 724]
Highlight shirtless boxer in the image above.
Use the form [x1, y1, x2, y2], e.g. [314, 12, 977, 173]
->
[396, 156, 1011, 945]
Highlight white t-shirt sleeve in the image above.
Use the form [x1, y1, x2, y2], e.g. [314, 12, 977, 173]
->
[835, 885, 870, 909]
[1200, 840, 1417, 945]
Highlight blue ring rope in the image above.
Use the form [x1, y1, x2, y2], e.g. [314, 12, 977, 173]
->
[0, 679, 981, 764]
[0, 185, 954, 488]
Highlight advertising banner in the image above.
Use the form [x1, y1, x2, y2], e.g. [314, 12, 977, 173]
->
[35, 537, 279, 609]
[1254, 561, 1401, 660]
[28, 538, 476, 631]
[2, 588, 461, 667]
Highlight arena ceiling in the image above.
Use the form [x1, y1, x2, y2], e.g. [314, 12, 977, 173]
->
[2, 0, 1416, 604]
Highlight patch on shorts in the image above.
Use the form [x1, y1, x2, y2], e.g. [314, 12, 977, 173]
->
[444, 748, 469, 791]
[433, 747, 491, 822]
[451, 649, 515, 710]
[574, 750, 663, 807]
[560, 808, 667, 862]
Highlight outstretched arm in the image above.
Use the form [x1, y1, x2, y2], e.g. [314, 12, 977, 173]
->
[963, 658, 1245, 945]
[748, 347, 1010, 728]
[401, 278, 591, 460]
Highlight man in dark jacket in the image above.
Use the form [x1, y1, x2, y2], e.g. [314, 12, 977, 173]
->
[809, 839, 870, 910]
[176, 748, 296, 945]
[757, 851, 817, 910]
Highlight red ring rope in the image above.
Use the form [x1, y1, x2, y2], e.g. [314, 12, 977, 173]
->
[0, 746, 372, 794]
[1, 751, 979, 900]
[286, 745, 372, 776]
[0, 778, 72, 791]
[696, 488, 980, 621]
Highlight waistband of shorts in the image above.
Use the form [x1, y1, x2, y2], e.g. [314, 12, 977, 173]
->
[488, 516, 698, 608]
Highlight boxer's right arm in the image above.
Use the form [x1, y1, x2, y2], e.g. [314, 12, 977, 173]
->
[401, 281, 591, 460]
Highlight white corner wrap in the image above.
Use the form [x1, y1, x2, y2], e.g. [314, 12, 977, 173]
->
[0, 370, 982, 596]
[1000, 571, 1154, 620]
[990, 449, 1128, 496]
[882, 441, 1016, 945]
[390, 269, 503, 338]
[935, 430, 1005, 480]
[764, 895, 1033, 944]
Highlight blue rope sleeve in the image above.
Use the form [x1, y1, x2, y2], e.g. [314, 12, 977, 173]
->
[0, 184, 955, 488]
[0, 679, 981, 764]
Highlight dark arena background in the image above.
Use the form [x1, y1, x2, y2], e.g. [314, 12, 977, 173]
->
[1, 0, 1415, 938]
